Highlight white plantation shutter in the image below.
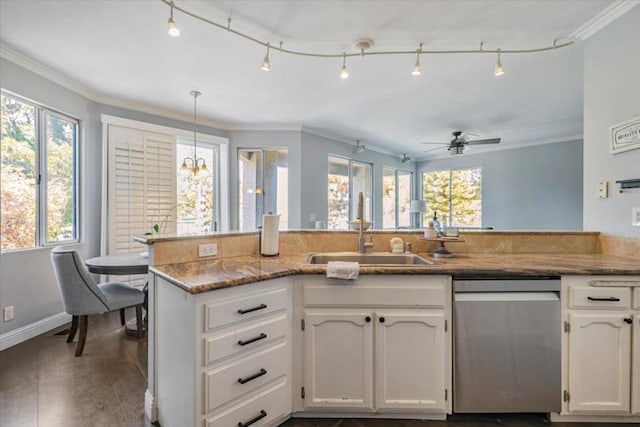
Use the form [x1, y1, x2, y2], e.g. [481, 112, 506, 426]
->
[107, 125, 176, 283]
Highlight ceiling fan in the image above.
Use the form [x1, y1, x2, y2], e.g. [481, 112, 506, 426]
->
[421, 131, 501, 155]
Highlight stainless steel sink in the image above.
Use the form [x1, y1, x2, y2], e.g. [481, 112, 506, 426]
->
[304, 252, 437, 266]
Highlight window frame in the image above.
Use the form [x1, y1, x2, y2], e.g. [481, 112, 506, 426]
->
[421, 166, 482, 227]
[327, 154, 373, 229]
[1, 90, 80, 252]
[382, 166, 413, 229]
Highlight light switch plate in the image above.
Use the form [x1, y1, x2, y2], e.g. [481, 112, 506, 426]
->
[598, 181, 608, 199]
[633, 207, 640, 227]
[199, 243, 218, 257]
[3, 306, 14, 322]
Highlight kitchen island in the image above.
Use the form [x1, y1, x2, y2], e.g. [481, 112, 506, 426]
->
[140, 231, 640, 426]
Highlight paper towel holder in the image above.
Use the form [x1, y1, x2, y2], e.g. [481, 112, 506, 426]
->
[259, 212, 280, 257]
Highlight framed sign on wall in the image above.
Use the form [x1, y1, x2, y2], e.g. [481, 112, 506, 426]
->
[610, 116, 640, 154]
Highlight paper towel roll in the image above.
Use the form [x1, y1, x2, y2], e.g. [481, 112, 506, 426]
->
[261, 213, 280, 256]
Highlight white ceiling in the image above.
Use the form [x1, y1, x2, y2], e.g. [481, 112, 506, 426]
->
[0, 0, 634, 159]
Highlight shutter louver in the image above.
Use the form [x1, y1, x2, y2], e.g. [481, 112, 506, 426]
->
[107, 125, 176, 286]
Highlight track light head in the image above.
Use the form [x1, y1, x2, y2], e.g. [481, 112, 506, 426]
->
[401, 154, 411, 163]
[261, 44, 271, 71]
[494, 49, 504, 76]
[412, 46, 422, 76]
[340, 53, 349, 79]
[167, 2, 180, 37]
[354, 140, 365, 153]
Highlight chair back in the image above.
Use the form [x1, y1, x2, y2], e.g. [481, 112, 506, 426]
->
[50, 246, 109, 315]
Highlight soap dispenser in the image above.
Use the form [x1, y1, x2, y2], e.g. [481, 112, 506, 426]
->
[432, 212, 441, 236]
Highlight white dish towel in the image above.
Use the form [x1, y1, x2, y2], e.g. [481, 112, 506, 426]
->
[326, 261, 359, 280]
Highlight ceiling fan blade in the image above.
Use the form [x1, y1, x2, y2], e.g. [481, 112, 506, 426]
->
[423, 146, 447, 153]
[466, 138, 501, 145]
[420, 142, 449, 145]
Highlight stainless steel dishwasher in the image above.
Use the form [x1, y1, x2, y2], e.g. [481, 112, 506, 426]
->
[453, 277, 561, 413]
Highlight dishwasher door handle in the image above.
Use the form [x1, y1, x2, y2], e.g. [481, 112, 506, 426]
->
[455, 292, 560, 302]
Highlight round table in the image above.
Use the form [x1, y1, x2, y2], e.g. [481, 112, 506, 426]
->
[85, 253, 149, 336]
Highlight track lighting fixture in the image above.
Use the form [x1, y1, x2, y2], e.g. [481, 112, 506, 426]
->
[180, 91, 208, 175]
[412, 44, 422, 76]
[161, 0, 573, 78]
[494, 48, 505, 76]
[340, 53, 349, 79]
[167, 1, 180, 37]
[401, 153, 411, 163]
[354, 140, 365, 153]
[261, 43, 271, 71]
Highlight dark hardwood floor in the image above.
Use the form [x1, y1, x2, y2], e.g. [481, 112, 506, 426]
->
[0, 312, 630, 427]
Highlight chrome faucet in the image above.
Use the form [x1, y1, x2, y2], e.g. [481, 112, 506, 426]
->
[356, 192, 373, 253]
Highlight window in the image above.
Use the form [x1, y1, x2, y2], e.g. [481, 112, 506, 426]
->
[177, 140, 218, 234]
[422, 167, 482, 227]
[1, 92, 78, 251]
[382, 168, 413, 229]
[238, 149, 288, 230]
[327, 155, 372, 229]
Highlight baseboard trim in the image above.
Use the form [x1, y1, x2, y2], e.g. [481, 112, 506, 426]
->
[0, 312, 71, 351]
[550, 412, 640, 423]
[145, 389, 158, 423]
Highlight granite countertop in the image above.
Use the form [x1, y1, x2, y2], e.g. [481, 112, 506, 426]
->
[150, 252, 640, 294]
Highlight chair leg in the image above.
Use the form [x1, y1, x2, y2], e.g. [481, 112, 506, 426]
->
[135, 305, 143, 338]
[120, 308, 126, 326]
[75, 315, 88, 357]
[67, 315, 79, 343]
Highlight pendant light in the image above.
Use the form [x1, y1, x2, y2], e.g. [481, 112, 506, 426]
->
[167, 1, 180, 37]
[340, 53, 349, 79]
[412, 44, 423, 76]
[180, 91, 208, 175]
[261, 43, 271, 71]
[494, 48, 505, 76]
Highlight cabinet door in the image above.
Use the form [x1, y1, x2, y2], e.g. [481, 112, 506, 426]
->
[303, 309, 374, 410]
[568, 313, 631, 413]
[633, 314, 640, 415]
[375, 310, 446, 412]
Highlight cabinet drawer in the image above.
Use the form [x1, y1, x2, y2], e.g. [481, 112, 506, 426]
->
[204, 341, 288, 414]
[568, 286, 631, 309]
[204, 378, 288, 427]
[204, 287, 288, 332]
[204, 315, 287, 366]
[304, 285, 446, 308]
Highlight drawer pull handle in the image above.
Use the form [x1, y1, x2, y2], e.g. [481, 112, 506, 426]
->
[587, 296, 620, 302]
[624, 318, 633, 324]
[237, 303, 267, 315]
[238, 410, 267, 427]
[238, 333, 267, 346]
[238, 368, 267, 385]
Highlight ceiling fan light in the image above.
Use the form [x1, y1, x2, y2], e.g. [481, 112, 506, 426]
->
[449, 145, 464, 155]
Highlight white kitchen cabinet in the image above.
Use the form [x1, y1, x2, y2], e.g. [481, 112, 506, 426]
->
[562, 276, 640, 419]
[303, 309, 374, 410]
[567, 313, 631, 413]
[375, 310, 446, 411]
[153, 276, 292, 427]
[300, 275, 451, 415]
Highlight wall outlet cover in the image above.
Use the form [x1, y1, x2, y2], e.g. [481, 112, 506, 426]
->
[198, 243, 218, 257]
[597, 181, 608, 199]
[3, 306, 15, 322]
[633, 207, 640, 227]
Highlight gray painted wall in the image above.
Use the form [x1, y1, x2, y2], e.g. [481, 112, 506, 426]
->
[583, 7, 640, 238]
[300, 131, 416, 229]
[416, 140, 584, 230]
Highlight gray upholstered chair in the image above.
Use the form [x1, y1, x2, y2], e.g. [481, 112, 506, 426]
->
[50, 246, 145, 356]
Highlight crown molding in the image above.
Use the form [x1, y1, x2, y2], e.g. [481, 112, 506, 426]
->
[570, 0, 639, 40]
[0, 43, 231, 130]
[227, 123, 303, 132]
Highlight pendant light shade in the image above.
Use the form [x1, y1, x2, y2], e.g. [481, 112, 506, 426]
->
[180, 91, 208, 175]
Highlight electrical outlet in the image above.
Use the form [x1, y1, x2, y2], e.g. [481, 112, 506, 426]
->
[597, 181, 608, 199]
[199, 243, 218, 257]
[3, 306, 14, 322]
[633, 207, 640, 227]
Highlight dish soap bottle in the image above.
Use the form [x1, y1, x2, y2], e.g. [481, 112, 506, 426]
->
[432, 212, 441, 236]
